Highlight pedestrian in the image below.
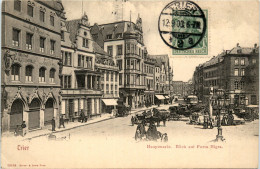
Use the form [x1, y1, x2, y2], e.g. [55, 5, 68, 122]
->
[80, 110, 85, 123]
[59, 115, 65, 128]
[163, 116, 166, 127]
[51, 117, 56, 131]
[21, 121, 27, 136]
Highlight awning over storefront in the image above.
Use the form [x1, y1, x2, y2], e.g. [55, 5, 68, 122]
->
[155, 95, 165, 100]
[102, 99, 118, 106]
[164, 96, 169, 99]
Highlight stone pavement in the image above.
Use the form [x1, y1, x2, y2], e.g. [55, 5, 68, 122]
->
[2, 104, 161, 141]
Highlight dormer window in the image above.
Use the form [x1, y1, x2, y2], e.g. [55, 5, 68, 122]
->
[107, 34, 112, 39]
[237, 49, 242, 53]
[116, 33, 122, 39]
[84, 31, 87, 36]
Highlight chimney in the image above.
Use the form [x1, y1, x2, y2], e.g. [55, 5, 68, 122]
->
[237, 43, 239, 47]
[254, 43, 257, 48]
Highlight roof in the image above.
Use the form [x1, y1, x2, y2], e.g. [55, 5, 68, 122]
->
[203, 54, 224, 67]
[37, 0, 64, 12]
[92, 41, 108, 55]
[148, 55, 169, 69]
[228, 47, 254, 54]
[66, 19, 81, 43]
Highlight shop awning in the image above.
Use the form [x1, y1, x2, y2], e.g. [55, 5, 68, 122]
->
[155, 95, 165, 100]
[247, 105, 259, 108]
[164, 96, 170, 99]
[102, 99, 118, 106]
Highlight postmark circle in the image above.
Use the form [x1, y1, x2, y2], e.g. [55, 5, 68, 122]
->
[158, 0, 207, 50]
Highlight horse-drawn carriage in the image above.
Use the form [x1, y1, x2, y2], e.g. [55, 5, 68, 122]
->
[116, 105, 131, 117]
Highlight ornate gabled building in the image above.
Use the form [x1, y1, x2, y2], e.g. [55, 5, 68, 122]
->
[90, 16, 147, 109]
[1, 0, 64, 132]
[60, 14, 103, 121]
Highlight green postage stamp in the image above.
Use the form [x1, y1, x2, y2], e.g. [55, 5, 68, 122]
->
[158, 1, 208, 55]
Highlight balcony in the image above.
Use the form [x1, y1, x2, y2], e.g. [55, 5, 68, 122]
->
[124, 84, 146, 89]
[95, 63, 118, 71]
[126, 53, 141, 59]
[62, 88, 103, 96]
[125, 68, 141, 74]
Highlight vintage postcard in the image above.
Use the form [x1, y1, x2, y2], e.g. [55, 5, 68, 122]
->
[1, 0, 259, 168]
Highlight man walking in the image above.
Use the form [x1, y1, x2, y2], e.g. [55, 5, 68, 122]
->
[59, 115, 65, 128]
[51, 117, 56, 131]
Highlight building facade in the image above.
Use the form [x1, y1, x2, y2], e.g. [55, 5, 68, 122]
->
[1, 0, 64, 132]
[149, 55, 173, 104]
[91, 17, 147, 109]
[193, 44, 259, 106]
[60, 14, 103, 121]
[94, 42, 119, 114]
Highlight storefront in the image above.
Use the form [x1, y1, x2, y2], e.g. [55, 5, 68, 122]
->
[102, 99, 118, 114]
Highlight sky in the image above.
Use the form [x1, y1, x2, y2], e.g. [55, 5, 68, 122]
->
[62, 0, 259, 82]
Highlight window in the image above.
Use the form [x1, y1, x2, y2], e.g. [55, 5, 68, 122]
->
[241, 68, 245, 76]
[106, 34, 112, 39]
[115, 85, 118, 94]
[27, 4, 34, 17]
[235, 58, 239, 65]
[26, 33, 33, 50]
[25, 65, 33, 82]
[252, 59, 256, 64]
[234, 81, 239, 90]
[40, 10, 45, 22]
[63, 75, 71, 89]
[49, 69, 55, 83]
[84, 31, 87, 36]
[82, 38, 88, 48]
[61, 31, 65, 41]
[116, 33, 122, 39]
[106, 84, 109, 94]
[14, 0, 21, 11]
[126, 44, 130, 54]
[111, 73, 114, 81]
[240, 81, 245, 90]
[115, 73, 117, 82]
[86, 57, 92, 69]
[117, 45, 123, 55]
[241, 58, 245, 65]
[111, 85, 113, 94]
[39, 67, 46, 82]
[40, 37, 45, 52]
[117, 60, 122, 70]
[234, 68, 239, 76]
[12, 28, 20, 46]
[64, 52, 72, 66]
[50, 15, 54, 26]
[107, 46, 113, 56]
[11, 64, 20, 81]
[106, 72, 109, 81]
[50, 40, 55, 54]
[119, 73, 122, 85]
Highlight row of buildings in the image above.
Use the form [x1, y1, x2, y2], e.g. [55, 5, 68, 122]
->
[1, 0, 173, 132]
[172, 80, 193, 98]
[193, 43, 259, 107]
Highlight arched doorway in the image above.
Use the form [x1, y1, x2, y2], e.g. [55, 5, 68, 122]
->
[10, 99, 23, 131]
[28, 98, 40, 130]
[44, 98, 54, 125]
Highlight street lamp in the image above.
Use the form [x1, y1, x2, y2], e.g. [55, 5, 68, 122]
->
[215, 89, 225, 141]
